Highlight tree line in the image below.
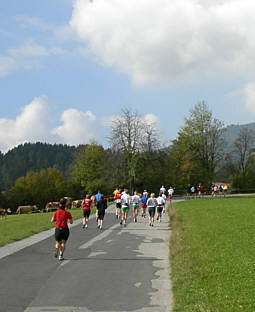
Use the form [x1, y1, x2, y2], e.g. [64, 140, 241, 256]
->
[0, 103, 255, 212]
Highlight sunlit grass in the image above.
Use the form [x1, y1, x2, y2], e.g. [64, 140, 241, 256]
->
[170, 197, 255, 311]
[0, 207, 95, 247]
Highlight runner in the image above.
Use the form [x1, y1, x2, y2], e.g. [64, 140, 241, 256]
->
[113, 188, 120, 196]
[51, 198, 73, 261]
[160, 185, 166, 194]
[223, 184, 228, 197]
[96, 194, 108, 230]
[143, 189, 148, 197]
[198, 184, 204, 198]
[114, 189, 122, 219]
[81, 194, 93, 229]
[161, 192, 167, 214]
[94, 190, 102, 222]
[146, 193, 158, 227]
[120, 189, 130, 227]
[167, 186, 174, 205]
[131, 191, 140, 222]
[140, 193, 148, 218]
[156, 193, 165, 222]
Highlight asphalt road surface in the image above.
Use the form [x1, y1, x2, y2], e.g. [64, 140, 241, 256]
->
[0, 205, 173, 312]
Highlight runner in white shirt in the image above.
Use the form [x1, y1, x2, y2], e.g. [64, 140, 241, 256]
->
[131, 191, 140, 223]
[143, 190, 148, 197]
[168, 186, 174, 206]
[160, 185, 166, 194]
[156, 194, 165, 222]
[120, 189, 131, 227]
[161, 193, 167, 214]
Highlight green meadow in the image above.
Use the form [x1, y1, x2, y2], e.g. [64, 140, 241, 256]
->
[0, 208, 92, 247]
[170, 197, 255, 312]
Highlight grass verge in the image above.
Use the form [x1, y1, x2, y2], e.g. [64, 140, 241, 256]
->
[170, 198, 255, 312]
[0, 207, 95, 247]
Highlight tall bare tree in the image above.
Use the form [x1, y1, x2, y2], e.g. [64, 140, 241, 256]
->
[233, 127, 255, 176]
[109, 107, 160, 190]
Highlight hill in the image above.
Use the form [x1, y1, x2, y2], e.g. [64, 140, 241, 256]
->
[0, 142, 85, 188]
[223, 122, 255, 150]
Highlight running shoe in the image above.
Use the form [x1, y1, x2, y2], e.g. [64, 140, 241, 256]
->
[82, 224, 85, 229]
[85, 224, 88, 229]
[120, 220, 123, 225]
[53, 250, 58, 258]
[59, 255, 64, 261]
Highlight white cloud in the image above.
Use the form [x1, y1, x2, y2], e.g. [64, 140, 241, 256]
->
[0, 95, 162, 152]
[15, 15, 54, 32]
[143, 114, 159, 126]
[0, 97, 103, 152]
[52, 109, 99, 145]
[0, 56, 16, 77]
[69, 0, 255, 85]
[0, 96, 51, 152]
[8, 42, 49, 57]
[242, 82, 255, 116]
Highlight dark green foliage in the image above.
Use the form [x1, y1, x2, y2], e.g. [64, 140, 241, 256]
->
[0, 142, 78, 188]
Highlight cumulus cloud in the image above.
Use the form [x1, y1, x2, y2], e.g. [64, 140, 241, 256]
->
[0, 96, 51, 152]
[52, 109, 99, 145]
[69, 0, 255, 85]
[0, 94, 161, 152]
[0, 96, 107, 152]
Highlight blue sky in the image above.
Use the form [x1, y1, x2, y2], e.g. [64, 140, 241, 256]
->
[1, 0, 255, 152]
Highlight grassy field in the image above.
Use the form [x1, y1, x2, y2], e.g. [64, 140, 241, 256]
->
[0, 208, 95, 247]
[170, 197, 255, 312]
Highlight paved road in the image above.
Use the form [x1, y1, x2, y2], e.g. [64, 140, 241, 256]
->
[0, 205, 173, 312]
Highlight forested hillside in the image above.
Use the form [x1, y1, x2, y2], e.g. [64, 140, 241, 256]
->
[0, 142, 85, 188]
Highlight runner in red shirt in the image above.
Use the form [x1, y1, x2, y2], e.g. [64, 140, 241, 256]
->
[82, 194, 93, 229]
[51, 198, 73, 261]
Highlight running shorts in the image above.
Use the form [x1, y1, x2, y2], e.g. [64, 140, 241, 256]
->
[83, 210, 91, 218]
[148, 207, 156, 217]
[132, 204, 139, 209]
[116, 202, 121, 208]
[168, 196, 172, 201]
[97, 211, 105, 220]
[121, 205, 129, 212]
[157, 205, 163, 213]
[55, 227, 69, 242]
[141, 203, 147, 209]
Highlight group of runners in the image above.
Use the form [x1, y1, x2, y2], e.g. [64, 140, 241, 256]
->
[186, 183, 228, 198]
[113, 187, 173, 227]
[50, 185, 174, 261]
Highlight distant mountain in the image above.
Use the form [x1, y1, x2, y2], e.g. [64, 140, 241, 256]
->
[222, 122, 255, 151]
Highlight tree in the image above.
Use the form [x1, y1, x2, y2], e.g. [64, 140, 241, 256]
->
[173, 102, 225, 186]
[8, 168, 67, 211]
[71, 144, 107, 195]
[109, 107, 160, 191]
[233, 127, 255, 176]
